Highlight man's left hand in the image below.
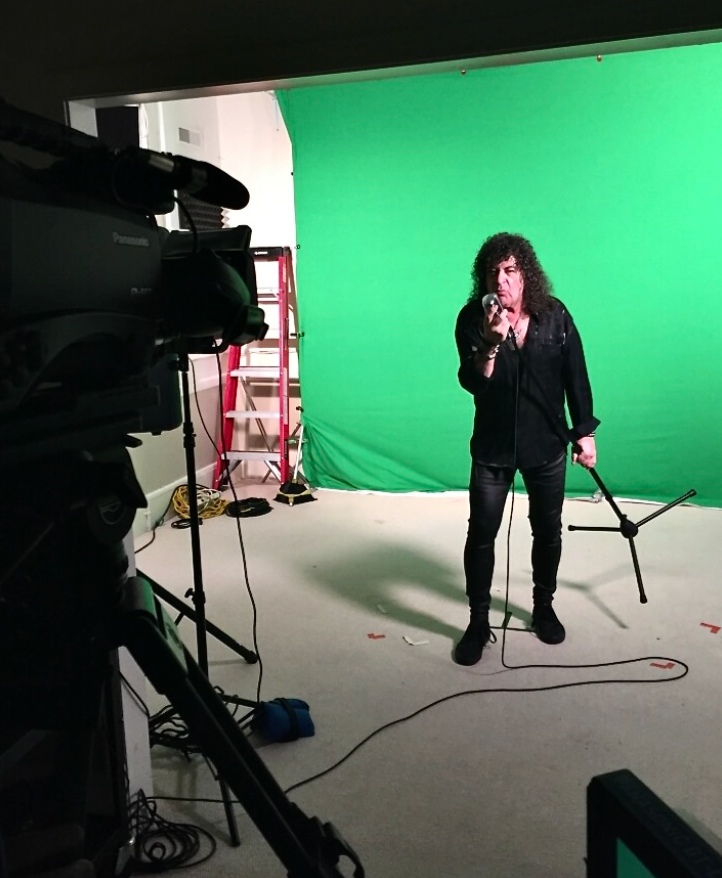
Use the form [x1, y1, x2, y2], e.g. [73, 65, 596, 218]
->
[572, 435, 597, 469]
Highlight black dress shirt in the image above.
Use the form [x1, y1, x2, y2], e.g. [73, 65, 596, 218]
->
[455, 297, 600, 469]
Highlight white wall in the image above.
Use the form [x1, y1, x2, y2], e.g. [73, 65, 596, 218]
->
[217, 92, 296, 249]
[139, 91, 295, 245]
[134, 91, 299, 492]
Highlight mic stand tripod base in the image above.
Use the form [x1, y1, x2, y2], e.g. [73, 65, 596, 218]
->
[569, 474, 696, 604]
[504, 326, 696, 605]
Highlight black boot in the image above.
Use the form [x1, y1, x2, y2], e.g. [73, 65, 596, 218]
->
[454, 617, 492, 665]
[531, 591, 565, 645]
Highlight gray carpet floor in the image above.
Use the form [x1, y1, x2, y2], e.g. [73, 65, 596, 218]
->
[131, 483, 722, 877]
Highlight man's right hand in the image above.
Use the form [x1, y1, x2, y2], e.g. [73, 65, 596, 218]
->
[483, 303, 511, 346]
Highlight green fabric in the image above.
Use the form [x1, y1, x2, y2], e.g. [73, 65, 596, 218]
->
[279, 42, 722, 505]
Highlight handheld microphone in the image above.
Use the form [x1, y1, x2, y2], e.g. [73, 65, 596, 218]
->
[481, 293, 502, 315]
[481, 292, 517, 346]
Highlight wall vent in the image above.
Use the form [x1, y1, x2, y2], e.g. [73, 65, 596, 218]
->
[178, 127, 202, 147]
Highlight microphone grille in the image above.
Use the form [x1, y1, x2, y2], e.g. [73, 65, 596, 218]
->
[481, 293, 500, 313]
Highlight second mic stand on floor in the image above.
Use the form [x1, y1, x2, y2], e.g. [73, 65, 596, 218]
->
[505, 331, 696, 604]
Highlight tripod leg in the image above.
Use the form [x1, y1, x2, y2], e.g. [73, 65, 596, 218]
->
[118, 576, 363, 878]
[568, 466, 694, 604]
[628, 538, 647, 604]
[219, 777, 241, 847]
[635, 489, 697, 528]
[140, 572, 258, 664]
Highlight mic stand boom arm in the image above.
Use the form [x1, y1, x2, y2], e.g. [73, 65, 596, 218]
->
[505, 332, 696, 604]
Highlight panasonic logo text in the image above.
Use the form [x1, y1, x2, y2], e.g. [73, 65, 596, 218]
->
[113, 231, 151, 247]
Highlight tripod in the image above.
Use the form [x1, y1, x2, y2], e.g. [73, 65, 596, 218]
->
[148, 349, 260, 846]
[0, 448, 364, 878]
[567, 474, 696, 603]
[143, 573, 258, 663]
[505, 331, 696, 603]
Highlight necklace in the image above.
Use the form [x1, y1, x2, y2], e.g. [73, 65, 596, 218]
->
[511, 312, 529, 341]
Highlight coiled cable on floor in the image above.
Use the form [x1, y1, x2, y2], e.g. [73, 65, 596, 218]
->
[170, 484, 227, 529]
[128, 789, 217, 871]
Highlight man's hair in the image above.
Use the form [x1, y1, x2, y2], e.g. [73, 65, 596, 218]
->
[469, 232, 554, 315]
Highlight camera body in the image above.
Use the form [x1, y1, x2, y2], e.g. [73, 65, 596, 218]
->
[0, 100, 267, 465]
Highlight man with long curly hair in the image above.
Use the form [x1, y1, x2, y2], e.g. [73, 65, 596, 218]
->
[453, 232, 599, 666]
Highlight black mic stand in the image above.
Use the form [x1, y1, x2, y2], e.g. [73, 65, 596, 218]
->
[147, 347, 261, 846]
[567, 475, 696, 603]
[505, 330, 696, 604]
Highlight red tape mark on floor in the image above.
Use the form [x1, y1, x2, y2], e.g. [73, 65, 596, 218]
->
[367, 633, 386, 639]
[650, 662, 675, 670]
[700, 622, 721, 634]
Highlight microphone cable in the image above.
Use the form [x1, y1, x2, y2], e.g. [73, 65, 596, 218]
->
[276, 319, 689, 799]
[496, 316, 688, 680]
[211, 344, 265, 707]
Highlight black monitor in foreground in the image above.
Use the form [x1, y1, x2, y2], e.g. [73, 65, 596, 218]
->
[587, 769, 722, 878]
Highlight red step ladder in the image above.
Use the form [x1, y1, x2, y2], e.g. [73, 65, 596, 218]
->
[213, 246, 293, 489]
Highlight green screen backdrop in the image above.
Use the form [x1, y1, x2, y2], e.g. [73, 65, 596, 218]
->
[278, 42, 722, 506]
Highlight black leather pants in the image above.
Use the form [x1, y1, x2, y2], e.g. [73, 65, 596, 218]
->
[463, 453, 566, 618]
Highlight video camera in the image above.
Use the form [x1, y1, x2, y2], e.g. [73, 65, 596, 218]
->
[0, 98, 268, 466]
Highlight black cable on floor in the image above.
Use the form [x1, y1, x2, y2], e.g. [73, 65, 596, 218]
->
[280, 651, 688, 795]
[148, 686, 257, 757]
[146, 638, 688, 805]
[128, 789, 217, 872]
[135, 494, 175, 554]
[213, 347, 264, 706]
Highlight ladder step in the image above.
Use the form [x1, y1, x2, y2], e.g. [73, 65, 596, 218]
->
[223, 451, 282, 462]
[230, 367, 280, 378]
[212, 247, 296, 491]
[226, 411, 280, 419]
[251, 246, 287, 259]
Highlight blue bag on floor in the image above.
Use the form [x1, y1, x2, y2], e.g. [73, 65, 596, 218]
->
[252, 698, 315, 743]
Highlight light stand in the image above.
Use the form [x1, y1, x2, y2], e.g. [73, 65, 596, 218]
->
[142, 572, 259, 660]
[154, 347, 261, 846]
[506, 331, 695, 604]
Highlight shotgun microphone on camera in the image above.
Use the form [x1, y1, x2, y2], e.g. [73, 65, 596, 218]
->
[130, 148, 250, 209]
